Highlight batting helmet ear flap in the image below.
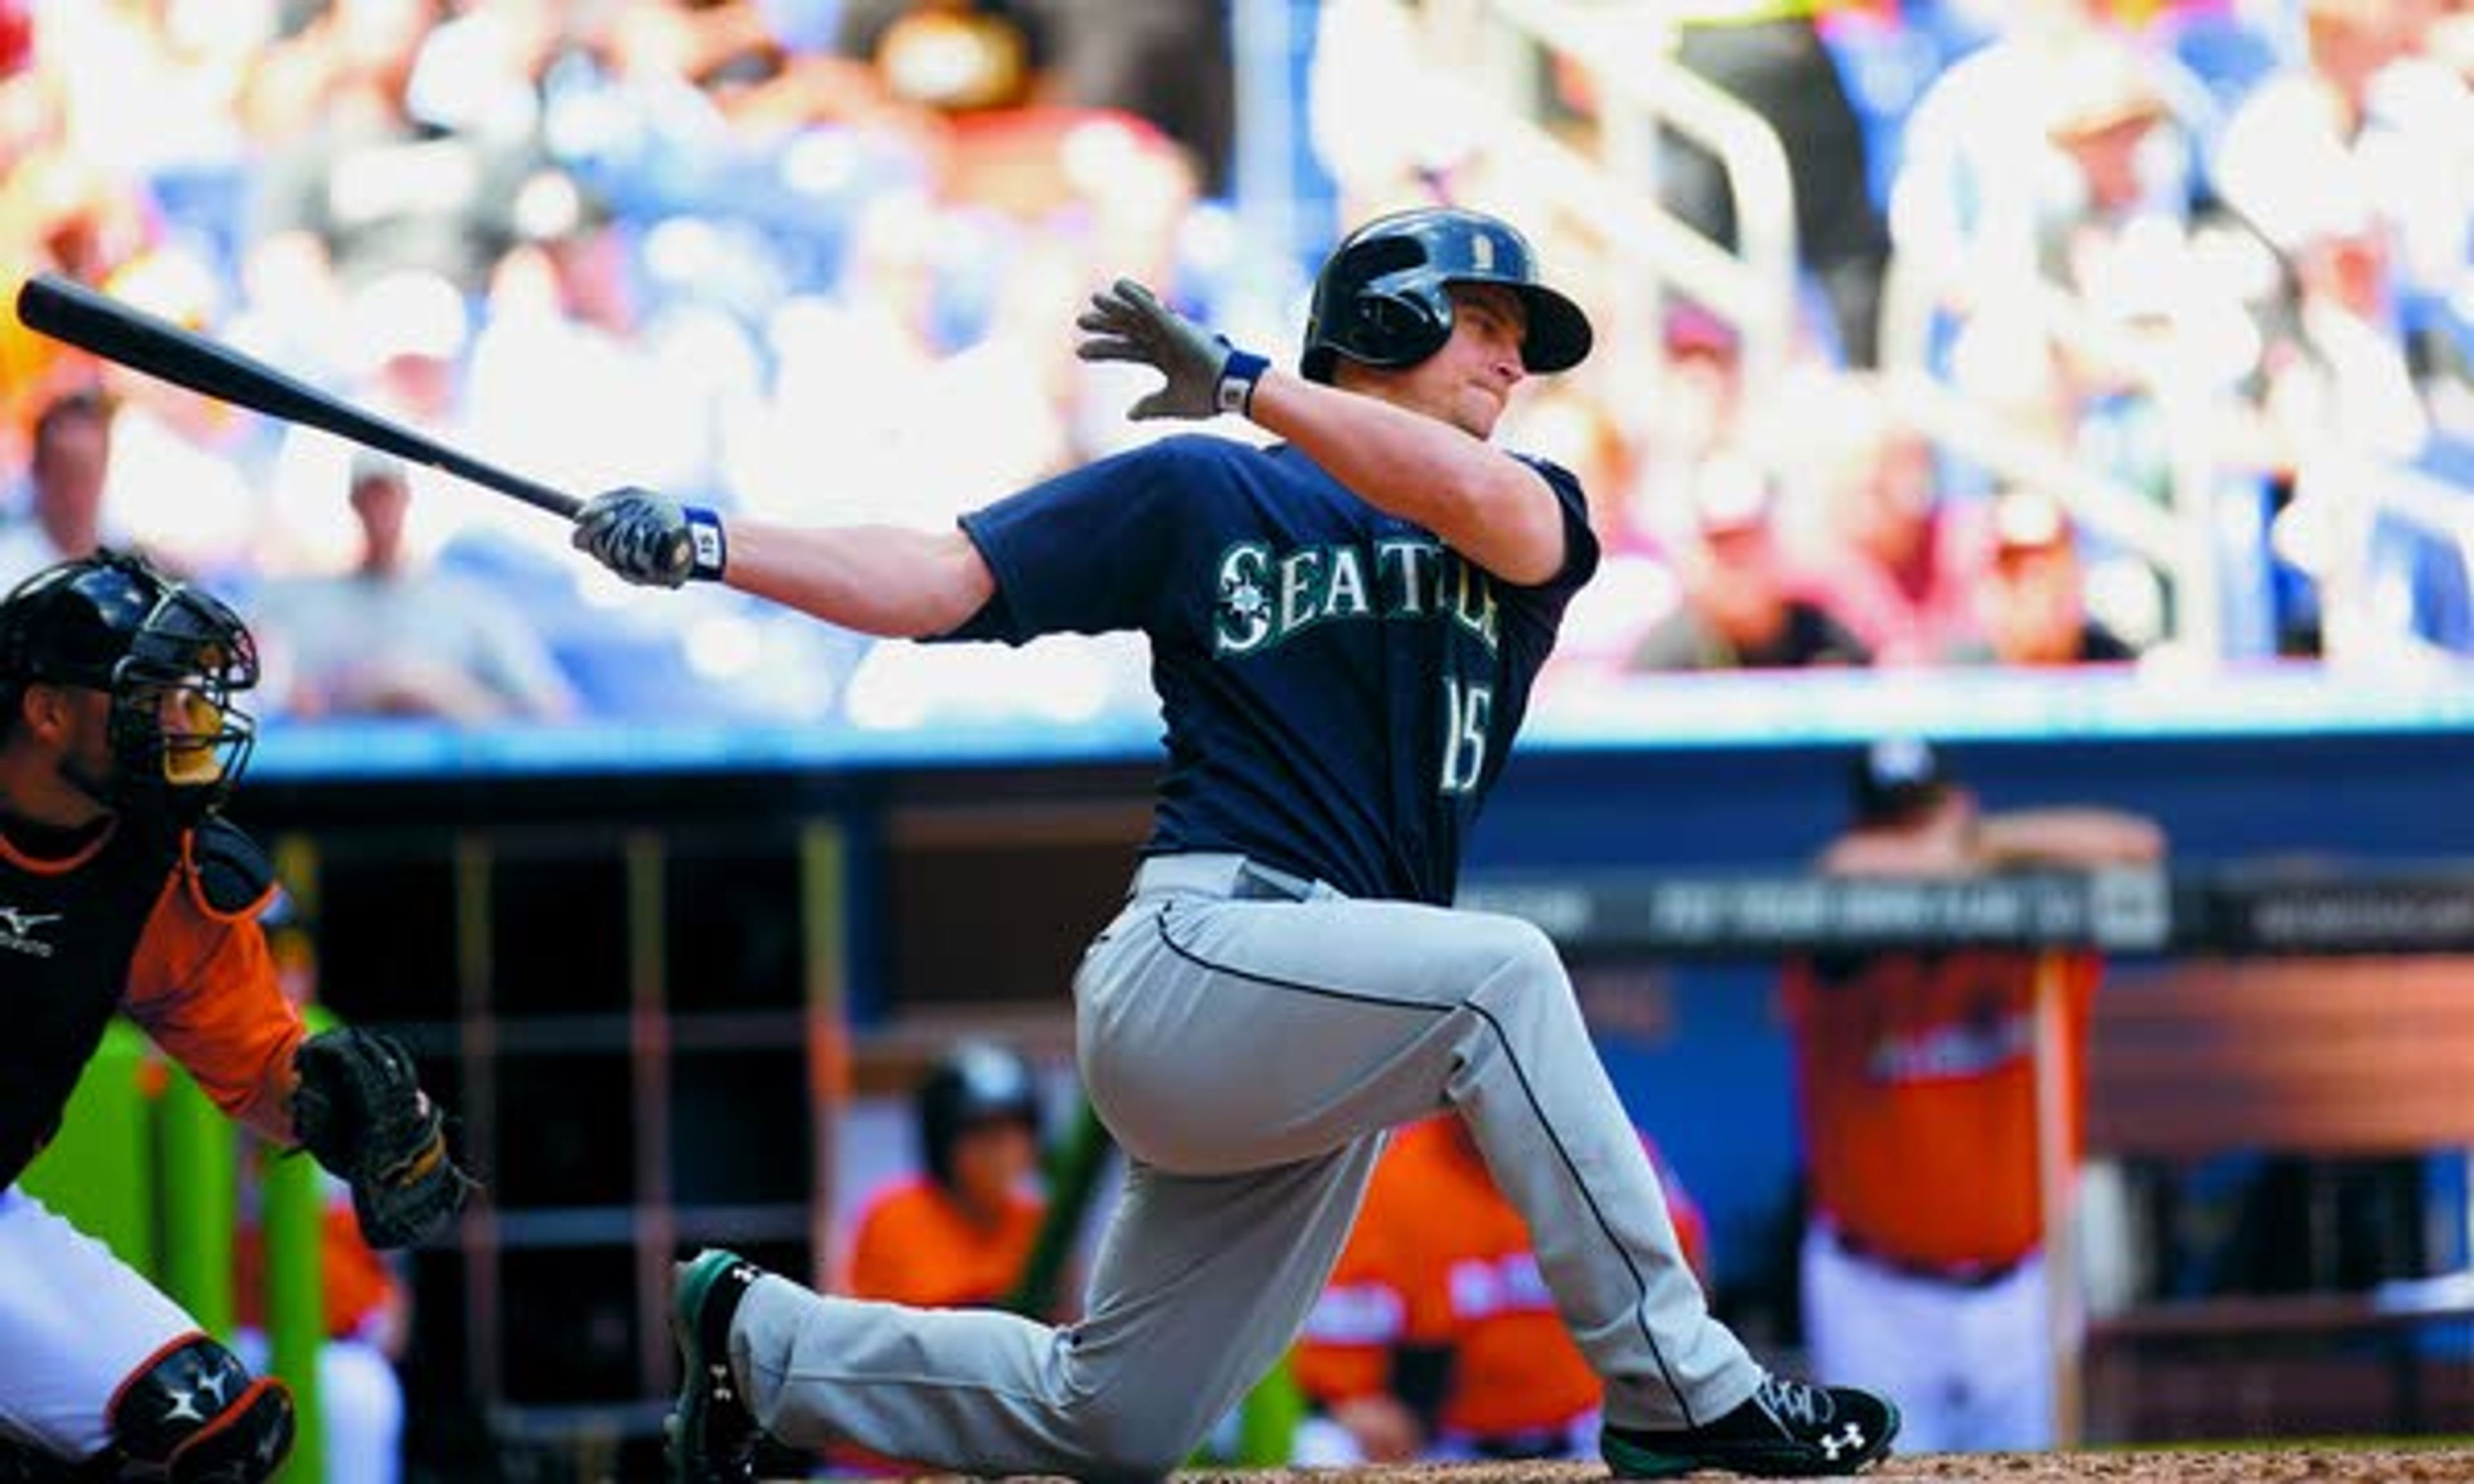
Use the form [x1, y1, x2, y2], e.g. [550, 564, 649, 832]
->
[1347, 285, 1453, 366]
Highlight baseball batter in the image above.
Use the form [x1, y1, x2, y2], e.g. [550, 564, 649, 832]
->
[0, 551, 471, 1483]
[574, 207, 1901, 1481]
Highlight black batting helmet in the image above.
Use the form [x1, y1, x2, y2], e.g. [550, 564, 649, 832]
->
[915, 1040, 1042, 1188]
[0, 548, 259, 826]
[1850, 736, 1952, 826]
[1301, 207, 1593, 384]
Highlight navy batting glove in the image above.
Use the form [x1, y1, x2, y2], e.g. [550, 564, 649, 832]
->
[1074, 278, 1267, 421]
[572, 488, 726, 588]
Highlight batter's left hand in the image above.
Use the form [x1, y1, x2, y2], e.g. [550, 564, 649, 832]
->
[1075, 278, 1252, 421]
[572, 488, 727, 587]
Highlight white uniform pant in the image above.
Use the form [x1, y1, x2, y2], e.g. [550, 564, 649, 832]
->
[0, 1185, 202, 1462]
[732, 855, 1759, 1478]
[1801, 1224, 2055, 1453]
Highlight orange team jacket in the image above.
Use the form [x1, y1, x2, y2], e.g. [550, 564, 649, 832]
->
[839, 1175, 1046, 1309]
[1781, 946, 2102, 1272]
[4, 817, 305, 1188]
[236, 1192, 401, 1342]
[1294, 1117, 1711, 1443]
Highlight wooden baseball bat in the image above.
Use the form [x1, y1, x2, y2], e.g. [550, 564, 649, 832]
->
[14, 272, 582, 520]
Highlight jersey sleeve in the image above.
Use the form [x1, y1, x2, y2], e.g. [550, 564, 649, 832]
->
[120, 878, 306, 1146]
[941, 439, 1197, 643]
[1513, 453, 1601, 597]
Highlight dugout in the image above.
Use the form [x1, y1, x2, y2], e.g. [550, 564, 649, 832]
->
[209, 673, 2474, 1472]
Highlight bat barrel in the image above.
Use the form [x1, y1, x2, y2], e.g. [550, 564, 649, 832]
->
[13, 273, 582, 521]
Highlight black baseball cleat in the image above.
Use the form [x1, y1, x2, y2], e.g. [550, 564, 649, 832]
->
[667, 1248, 769, 1484]
[1602, 1373, 1899, 1478]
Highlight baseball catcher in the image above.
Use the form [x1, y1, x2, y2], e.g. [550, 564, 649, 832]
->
[0, 549, 470, 1483]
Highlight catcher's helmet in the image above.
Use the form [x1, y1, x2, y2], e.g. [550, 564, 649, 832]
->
[916, 1041, 1042, 1188]
[1301, 207, 1593, 384]
[0, 548, 258, 825]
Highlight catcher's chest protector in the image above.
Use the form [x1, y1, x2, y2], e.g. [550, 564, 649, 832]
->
[0, 824, 175, 1188]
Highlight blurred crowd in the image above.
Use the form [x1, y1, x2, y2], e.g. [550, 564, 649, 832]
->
[2, 0, 2471, 732]
[1323, 0, 2474, 687]
[0, 0, 1222, 727]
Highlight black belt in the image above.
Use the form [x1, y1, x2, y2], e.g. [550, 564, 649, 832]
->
[1232, 859, 1316, 901]
[1130, 853, 1329, 902]
[1830, 1228, 2029, 1290]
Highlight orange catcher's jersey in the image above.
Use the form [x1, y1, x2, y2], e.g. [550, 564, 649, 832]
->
[1783, 947, 2100, 1270]
[3, 817, 302, 1188]
[1297, 1118, 1709, 1441]
[839, 1176, 1045, 1309]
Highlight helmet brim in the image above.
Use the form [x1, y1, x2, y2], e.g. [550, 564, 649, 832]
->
[1508, 281, 1593, 374]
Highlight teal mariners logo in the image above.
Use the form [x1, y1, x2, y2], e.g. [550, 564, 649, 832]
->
[1211, 538, 1500, 658]
[1212, 537, 1503, 795]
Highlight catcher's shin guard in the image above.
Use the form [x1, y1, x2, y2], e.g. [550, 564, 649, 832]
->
[106, 1335, 295, 1483]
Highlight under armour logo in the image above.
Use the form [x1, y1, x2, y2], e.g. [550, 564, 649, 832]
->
[1819, 1423, 1866, 1461]
[160, 1388, 206, 1425]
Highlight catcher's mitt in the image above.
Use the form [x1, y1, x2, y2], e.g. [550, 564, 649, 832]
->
[292, 1027, 475, 1248]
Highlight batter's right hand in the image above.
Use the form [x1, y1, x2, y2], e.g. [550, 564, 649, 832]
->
[572, 488, 726, 587]
[1075, 278, 1265, 421]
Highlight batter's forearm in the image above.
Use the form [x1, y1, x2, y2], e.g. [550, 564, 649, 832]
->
[724, 521, 995, 638]
[1246, 370, 1565, 585]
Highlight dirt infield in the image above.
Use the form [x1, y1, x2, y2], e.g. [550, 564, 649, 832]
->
[1173, 1446, 2474, 1481]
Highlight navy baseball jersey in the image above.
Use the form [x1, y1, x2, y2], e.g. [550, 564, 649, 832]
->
[948, 433, 1598, 904]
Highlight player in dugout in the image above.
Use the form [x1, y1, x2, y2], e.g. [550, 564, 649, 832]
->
[573, 204, 1902, 1480]
[0, 549, 472, 1484]
[1785, 736, 2165, 1452]
[843, 1040, 1050, 1311]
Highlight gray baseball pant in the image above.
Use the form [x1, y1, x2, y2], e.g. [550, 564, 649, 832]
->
[727, 853, 1762, 1476]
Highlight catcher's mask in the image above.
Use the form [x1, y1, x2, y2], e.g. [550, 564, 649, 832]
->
[0, 547, 258, 826]
[1301, 206, 1593, 384]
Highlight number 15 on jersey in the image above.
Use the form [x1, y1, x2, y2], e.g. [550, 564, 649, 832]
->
[1441, 676, 1493, 795]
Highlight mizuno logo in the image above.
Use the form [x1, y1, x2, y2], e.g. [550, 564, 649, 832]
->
[0, 905, 61, 958]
